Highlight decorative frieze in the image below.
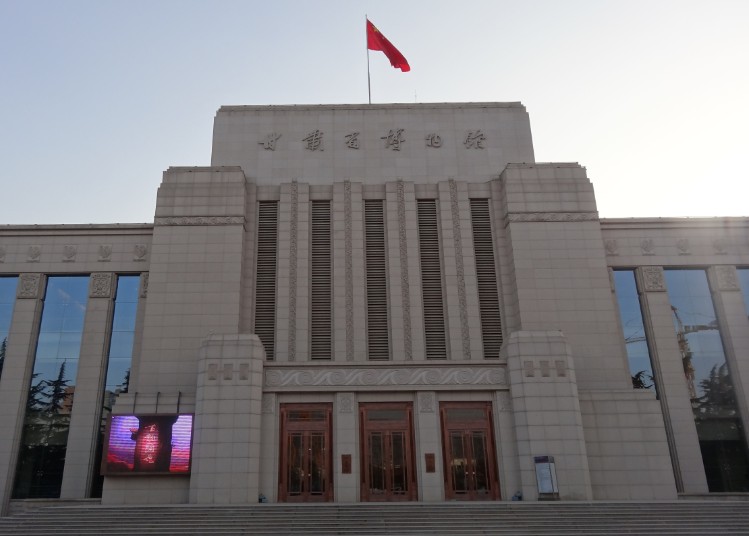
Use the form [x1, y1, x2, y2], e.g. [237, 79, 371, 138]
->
[264, 365, 506, 391]
[155, 216, 245, 226]
[712, 238, 728, 255]
[604, 239, 618, 256]
[17, 273, 43, 299]
[62, 245, 77, 262]
[505, 212, 598, 225]
[89, 272, 114, 298]
[640, 266, 666, 292]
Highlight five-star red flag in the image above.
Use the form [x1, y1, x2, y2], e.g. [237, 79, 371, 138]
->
[367, 19, 410, 72]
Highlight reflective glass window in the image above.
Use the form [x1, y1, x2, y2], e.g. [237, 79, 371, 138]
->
[613, 270, 655, 391]
[0, 276, 19, 381]
[91, 275, 140, 497]
[665, 269, 749, 492]
[739, 268, 749, 317]
[13, 276, 89, 498]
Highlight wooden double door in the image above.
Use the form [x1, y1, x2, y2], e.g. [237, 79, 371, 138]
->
[440, 402, 500, 500]
[278, 404, 333, 502]
[360, 403, 417, 501]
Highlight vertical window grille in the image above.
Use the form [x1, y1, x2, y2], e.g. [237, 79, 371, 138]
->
[255, 201, 279, 360]
[417, 199, 447, 359]
[0, 276, 19, 381]
[364, 200, 390, 360]
[13, 276, 89, 499]
[469, 199, 503, 359]
[310, 200, 332, 359]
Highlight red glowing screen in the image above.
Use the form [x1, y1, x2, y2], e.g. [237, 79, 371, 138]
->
[103, 414, 193, 475]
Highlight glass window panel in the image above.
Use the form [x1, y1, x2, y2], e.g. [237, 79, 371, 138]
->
[445, 408, 486, 422]
[739, 269, 749, 317]
[367, 409, 407, 422]
[14, 276, 89, 499]
[0, 277, 18, 380]
[665, 269, 749, 492]
[613, 270, 656, 390]
[112, 302, 138, 332]
[108, 331, 135, 359]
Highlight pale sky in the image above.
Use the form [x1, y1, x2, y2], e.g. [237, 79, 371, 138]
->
[1, 0, 747, 224]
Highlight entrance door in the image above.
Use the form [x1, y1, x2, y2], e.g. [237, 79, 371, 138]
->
[279, 404, 333, 502]
[360, 403, 417, 501]
[440, 402, 500, 500]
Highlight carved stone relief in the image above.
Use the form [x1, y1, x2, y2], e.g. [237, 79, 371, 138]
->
[62, 245, 77, 262]
[604, 239, 618, 256]
[712, 266, 740, 292]
[133, 244, 148, 262]
[344, 181, 354, 361]
[496, 391, 511, 413]
[288, 181, 299, 361]
[640, 239, 655, 256]
[89, 272, 114, 298]
[396, 180, 413, 360]
[17, 273, 43, 299]
[140, 272, 149, 298]
[262, 393, 276, 414]
[337, 393, 354, 413]
[98, 245, 112, 262]
[418, 392, 436, 413]
[27, 246, 41, 263]
[676, 238, 691, 255]
[640, 266, 666, 292]
[712, 238, 728, 255]
[449, 179, 471, 360]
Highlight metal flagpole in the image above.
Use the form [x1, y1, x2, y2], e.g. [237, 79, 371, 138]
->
[366, 14, 371, 104]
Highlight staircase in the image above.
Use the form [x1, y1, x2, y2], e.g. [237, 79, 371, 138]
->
[2, 501, 749, 535]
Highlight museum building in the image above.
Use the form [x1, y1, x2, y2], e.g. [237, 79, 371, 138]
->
[1, 102, 749, 512]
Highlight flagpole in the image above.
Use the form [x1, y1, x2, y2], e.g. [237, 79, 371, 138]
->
[366, 14, 371, 104]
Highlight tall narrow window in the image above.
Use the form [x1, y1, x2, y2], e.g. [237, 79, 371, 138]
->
[739, 268, 749, 317]
[310, 200, 332, 359]
[364, 200, 390, 360]
[613, 270, 656, 391]
[13, 276, 89, 499]
[255, 201, 279, 360]
[91, 275, 140, 497]
[417, 199, 447, 359]
[665, 269, 749, 492]
[0, 276, 19, 381]
[469, 199, 502, 359]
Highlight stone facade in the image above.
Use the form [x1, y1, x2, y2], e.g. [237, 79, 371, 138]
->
[0, 103, 748, 513]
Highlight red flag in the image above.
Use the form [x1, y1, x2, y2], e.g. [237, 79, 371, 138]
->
[367, 19, 410, 72]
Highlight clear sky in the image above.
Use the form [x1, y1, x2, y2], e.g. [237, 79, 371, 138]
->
[1, 0, 747, 224]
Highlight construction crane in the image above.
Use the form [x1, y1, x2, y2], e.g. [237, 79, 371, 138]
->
[671, 305, 719, 399]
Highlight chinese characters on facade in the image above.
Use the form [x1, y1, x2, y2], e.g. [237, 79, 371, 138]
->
[258, 129, 486, 151]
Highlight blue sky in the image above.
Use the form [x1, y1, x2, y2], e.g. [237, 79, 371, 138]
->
[1, 0, 747, 224]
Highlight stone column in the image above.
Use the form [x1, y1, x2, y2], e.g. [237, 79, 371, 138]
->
[637, 266, 708, 493]
[60, 273, 116, 499]
[190, 334, 265, 504]
[414, 391, 443, 501]
[0, 274, 44, 515]
[334, 392, 358, 501]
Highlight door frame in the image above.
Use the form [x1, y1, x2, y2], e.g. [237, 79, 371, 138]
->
[439, 401, 500, 501]
[359, 402, 417, 501]
[278, 403, 333, 502]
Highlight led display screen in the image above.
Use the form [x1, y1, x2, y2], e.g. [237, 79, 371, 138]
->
[103, 414, 193, 475]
